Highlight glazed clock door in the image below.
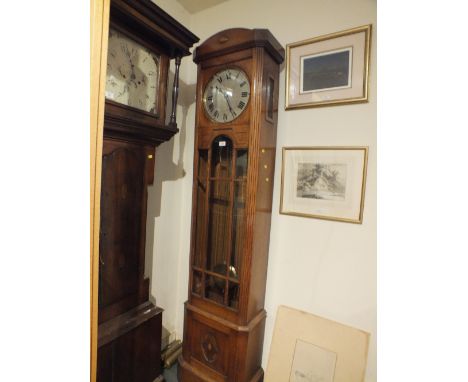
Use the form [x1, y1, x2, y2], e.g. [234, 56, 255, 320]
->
[192, 136, 248, 310]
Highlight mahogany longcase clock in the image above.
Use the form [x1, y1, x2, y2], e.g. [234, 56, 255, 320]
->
[179, 28, 284, 382]
[97, 1, 198, 382]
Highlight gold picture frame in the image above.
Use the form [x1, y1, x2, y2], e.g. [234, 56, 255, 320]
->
[280, 147, 368, 224]
[285, 25, 372, 109]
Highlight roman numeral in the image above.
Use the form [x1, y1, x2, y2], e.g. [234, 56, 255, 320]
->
[120, 43, 129, 56]
[231, 110, 237, 117]
[208, 103, 214, 112]
[226, 72, 231, 80]
[213, 110, 219, 118]
[207, 95, 213, 102]
[240, 81, 247, 87]
[238, 101, 246, 109]
[217, 77, 223, 83]
[223, 113, 228, 121]
[241, 91, 248, 97]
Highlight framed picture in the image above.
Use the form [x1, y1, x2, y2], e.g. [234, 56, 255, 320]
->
[285, 25, 372, 109]
[280, 147, 368, 223]
[265, 306, 370, 382]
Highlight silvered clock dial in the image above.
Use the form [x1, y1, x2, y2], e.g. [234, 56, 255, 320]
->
[105, 28, 160, 114]
[203, 68, 250, 123]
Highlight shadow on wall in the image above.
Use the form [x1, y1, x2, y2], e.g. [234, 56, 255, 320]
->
[145, 66, 197, 297]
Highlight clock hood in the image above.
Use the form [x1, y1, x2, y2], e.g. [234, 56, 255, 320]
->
[193, 28, 285, 64]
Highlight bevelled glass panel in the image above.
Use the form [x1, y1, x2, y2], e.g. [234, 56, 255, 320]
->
[205, 275, 226, 305]
[193, 182, 207, 268]
[235, 149, 248, 179]
[211, 136, 232, 178]
[198, 150, 208, 185]
[267, 77, 274, 120]
[193, 150, 209, 268]
[230, 181, 246, 279]
[192, 270, 203, 296]
[206, 180, 231, 275]
[228, 282, 240, 309]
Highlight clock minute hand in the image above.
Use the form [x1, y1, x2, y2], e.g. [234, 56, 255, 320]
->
[218, 86, 235, 114]
[128, 56, 137, 80]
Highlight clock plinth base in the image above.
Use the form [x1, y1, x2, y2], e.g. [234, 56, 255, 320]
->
[178, 356, 264, 382]
[179, 303, 266, 382]
[97, 302, 163, 382]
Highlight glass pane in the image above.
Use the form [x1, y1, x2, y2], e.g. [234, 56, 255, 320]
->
[235, 149, 248, 179]
[198, 150, 208, 185]
[228, 282, 240, 309]
[211, 136, 232, 178]
[230, 181, 246, 279]
[193, 182, 207, 268]
[192, 271, 203, 296]
[207, 180, 231, 275]
[267, 77, 274, 120]
[205, 275, 226, 305]
[106, 28, 160, 114]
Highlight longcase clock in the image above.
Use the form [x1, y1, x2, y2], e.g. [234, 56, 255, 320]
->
[97, 1, 198, 382]
[179, 28, 284, 382]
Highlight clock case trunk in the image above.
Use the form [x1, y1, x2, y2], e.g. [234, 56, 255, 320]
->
[179, 29, 284, 382]
[97, 1, 199, 382]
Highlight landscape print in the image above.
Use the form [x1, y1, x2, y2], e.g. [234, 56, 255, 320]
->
[296, 163, 347, 201]
[301, 48, 352, 93]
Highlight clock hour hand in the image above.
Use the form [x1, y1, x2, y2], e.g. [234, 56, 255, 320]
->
[118, 66, 127, 79]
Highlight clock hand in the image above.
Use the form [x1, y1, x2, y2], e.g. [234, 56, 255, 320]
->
[128, 55, 137, 80]
[130, 78, 138, 88]
[117, 82, 131, 98]
[118, 66, 127, 79]
[217, 86, 235, 114]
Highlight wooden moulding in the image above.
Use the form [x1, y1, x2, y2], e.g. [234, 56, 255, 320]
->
[98, 301, 163, 347]
[185, 302, 266, 333]
[111, 0, 199, 58]
[104, 101, 179, 146]
[194, 28, 285, 65]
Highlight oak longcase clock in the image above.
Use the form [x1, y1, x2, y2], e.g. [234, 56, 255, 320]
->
[179, 28, 284, 382]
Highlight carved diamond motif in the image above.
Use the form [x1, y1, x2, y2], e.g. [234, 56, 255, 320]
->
[201, 332, 219, 363]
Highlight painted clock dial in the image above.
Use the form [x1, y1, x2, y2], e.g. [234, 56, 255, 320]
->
[105, 28, 160, 114]
[203, 68, 250, 123]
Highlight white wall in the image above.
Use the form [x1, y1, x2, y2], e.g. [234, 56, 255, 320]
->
[149, 0, 376, 380]
[145, 0, 194, 343]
